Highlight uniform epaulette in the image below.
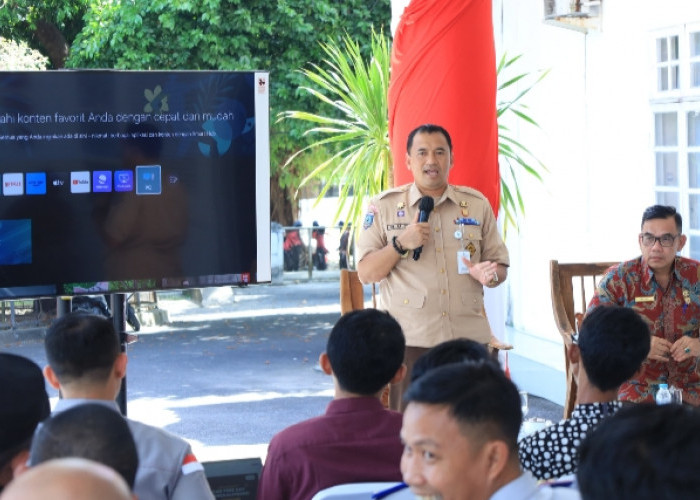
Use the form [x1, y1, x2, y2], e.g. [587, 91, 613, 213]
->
[377, 184, 410, 200]
[453, 185, 487, 200]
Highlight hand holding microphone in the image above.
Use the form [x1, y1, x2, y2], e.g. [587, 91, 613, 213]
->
[413, 196, 434, 261]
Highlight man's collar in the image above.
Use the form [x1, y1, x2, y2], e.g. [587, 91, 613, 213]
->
[640, 256, 681, 286]
[409, 183, 452, 206]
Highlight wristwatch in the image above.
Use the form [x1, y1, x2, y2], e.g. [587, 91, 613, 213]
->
[490, 272, 499, 286]
[392, 236, 409, 258]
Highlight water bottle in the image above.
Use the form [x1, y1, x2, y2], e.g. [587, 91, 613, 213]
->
[655, 383, 673, 405]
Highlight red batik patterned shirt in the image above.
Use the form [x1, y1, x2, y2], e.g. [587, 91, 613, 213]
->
[587, 256, 700, 406]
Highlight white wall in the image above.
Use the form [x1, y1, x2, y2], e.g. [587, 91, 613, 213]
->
[494, 0, 698, 339]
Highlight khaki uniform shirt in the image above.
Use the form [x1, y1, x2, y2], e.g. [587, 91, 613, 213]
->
[357, 184, 509, 347]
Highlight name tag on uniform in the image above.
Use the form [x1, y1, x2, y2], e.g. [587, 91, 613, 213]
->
[457, 250, 470, 274]
[635, 296, 654, 303]
[387, 224, 408, 231]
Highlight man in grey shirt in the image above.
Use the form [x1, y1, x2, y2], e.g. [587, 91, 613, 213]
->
[42, 312, 215, 500]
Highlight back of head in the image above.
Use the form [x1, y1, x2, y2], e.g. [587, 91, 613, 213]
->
[2, 457, 133, 500]
[641, 204, 682, 231]
[30, 403, 138, 489]
[410, 338, 492, 383]
[577, 403, 700, 500]
[404, 362, 521, 453]
[0, 353, 50, 466]
[327, 309, 405, 395]
[44, 312, 120, 385]
[578, 306, 650, 391]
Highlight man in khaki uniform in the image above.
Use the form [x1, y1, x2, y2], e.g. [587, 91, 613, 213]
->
[357, 123, 509, 410]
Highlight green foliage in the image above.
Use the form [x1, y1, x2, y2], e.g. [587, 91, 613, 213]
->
[0, 0, 89, 67]
[0, 37, 49, 69]
[65, 0, 391, 190]
[497, 53, 549, 236]
[279, 29, 391, 229]
[283, 46, 548, 235]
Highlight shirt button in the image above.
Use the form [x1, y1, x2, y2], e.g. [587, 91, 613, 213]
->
[403, 299, 409, 304]
[441, 289, 447, 295]
[440, 269, 445, 273]
[469, 233, 474, 238]
[442, 311, 447, 317]
[435, 227, 440, 232]
[436, 248, 442, 253]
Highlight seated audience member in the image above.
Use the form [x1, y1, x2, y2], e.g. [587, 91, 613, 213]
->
[257, 309, 407, 500]
[577, 403, 700, 500]
[0, 353, 50, 493]
[519, 305, 650, 480]
[42, 312, 215, 500]
[2, 457, 134, 500]
[410, 337, 492, 383]
[586, 204, 700, 405]
[401, 362, 580, 499]
[30, 403, 139, 490]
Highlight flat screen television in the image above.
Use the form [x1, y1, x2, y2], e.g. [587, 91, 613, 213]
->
[0, 70, 270, 298]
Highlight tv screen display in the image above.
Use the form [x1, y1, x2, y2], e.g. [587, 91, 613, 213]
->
[0, 70, 270, 298]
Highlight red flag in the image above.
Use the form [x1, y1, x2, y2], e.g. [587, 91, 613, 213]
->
[389, 0, 500, 213]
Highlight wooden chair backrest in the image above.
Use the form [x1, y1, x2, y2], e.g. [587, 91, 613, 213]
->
[550, 260, 618, 418]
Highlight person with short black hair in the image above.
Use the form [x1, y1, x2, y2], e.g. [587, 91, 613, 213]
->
[0, 353, 50, 493]
[410, 337, 492, 383]
[42, 312, 214, 500]
[357, 123, 510, 411]
[30, 403, 139, 489]
[401, 362, 580, 499]
[257, 309, 407, 500]
[587, 204, 700, 405]
[519, 305, 650, 480]
[577, 403, 700, 500]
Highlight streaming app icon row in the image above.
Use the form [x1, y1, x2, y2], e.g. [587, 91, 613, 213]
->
[2, 165, 162, 196]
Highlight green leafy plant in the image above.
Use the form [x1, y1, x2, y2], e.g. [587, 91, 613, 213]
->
[282, 37, 547, 236]
[279, 28, 391, 229]
[497, 53, 549, 235]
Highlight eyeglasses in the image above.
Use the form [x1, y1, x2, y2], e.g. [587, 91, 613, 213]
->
[571, 331, 579, 345]
[640, 233, 680, 247]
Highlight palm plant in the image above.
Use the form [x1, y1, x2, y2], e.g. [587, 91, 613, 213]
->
[278, 29, 391, 229]
[497, 53, 549, 235]
[281, 33, 547, 236]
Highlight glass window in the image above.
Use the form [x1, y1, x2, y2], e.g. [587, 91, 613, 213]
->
[691, 236, 700, 260]
[692, 32, 700, 88]
[689, 153, 700, 188]
[656, 152, 678, 186]
[656, 191, 680, 208]
[691, 194, 700, 230]
[690, 111, 700, 146]
[655, 112, 678, 146]
[656, 35, 680, 91]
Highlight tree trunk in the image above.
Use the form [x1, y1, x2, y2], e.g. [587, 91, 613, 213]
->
[270, 173, 297, 226]
[34, 19, 69, 68]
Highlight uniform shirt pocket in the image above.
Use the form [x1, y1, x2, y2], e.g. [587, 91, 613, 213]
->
[393, 289, 426, 309]
[460, 290, 484, 315]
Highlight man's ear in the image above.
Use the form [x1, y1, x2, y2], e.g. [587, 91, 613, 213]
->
[113, 353, 128, 380]
[319, 352, 333, 376]
[566, 342, 580, 364]
[43, 365, 61, 389]
[10, 450, 30, 478]
[483, 440, 509, 483]
[390, 363, 408, 385]
[678, 234, 688, 252]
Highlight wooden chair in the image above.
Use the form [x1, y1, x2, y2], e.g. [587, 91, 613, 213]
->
[550, 260, 617, 418]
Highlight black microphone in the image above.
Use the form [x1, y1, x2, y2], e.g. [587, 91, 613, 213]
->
[413, 196, 434, 261]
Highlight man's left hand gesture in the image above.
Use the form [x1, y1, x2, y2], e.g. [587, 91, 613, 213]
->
[462, 258, 499, 287]
[670, 336, 700, 362]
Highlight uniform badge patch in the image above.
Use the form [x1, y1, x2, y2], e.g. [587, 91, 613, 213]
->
[363, 205, 378, 230]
